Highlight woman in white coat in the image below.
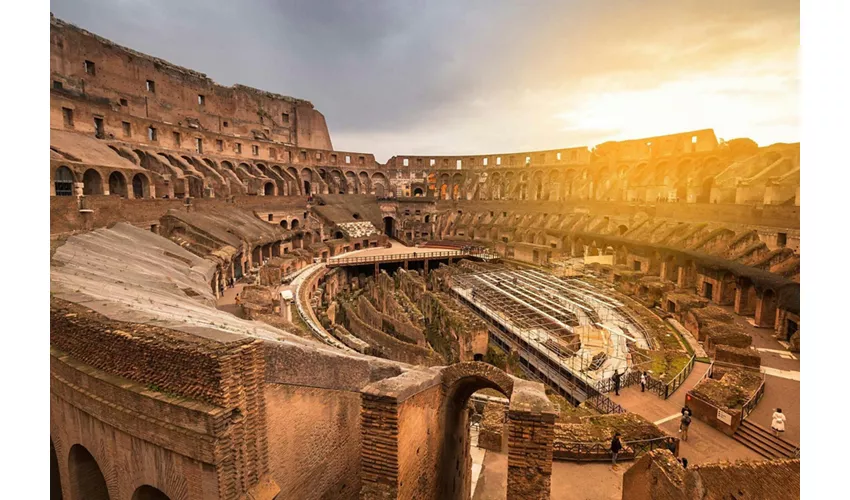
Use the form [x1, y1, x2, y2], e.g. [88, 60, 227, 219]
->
[771, 408, 787, 437]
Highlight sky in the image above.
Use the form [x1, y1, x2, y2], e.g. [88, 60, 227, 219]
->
[50, 0, 800, 161]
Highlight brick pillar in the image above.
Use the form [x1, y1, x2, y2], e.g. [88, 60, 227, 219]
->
[360, 394, 399, 499]
[677, 264, 695, 289]
[507, 410, 555, 499]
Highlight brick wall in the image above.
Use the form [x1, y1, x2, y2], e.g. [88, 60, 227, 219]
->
[50, 194, 309, 234]
[50, 299, 269, 499]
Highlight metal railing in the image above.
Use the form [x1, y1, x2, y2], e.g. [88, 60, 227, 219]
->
[660, 355, 697, 399]
[741, 372, 767, 420]
[553, 435, 679, 462]
[327, 248, 496, 266]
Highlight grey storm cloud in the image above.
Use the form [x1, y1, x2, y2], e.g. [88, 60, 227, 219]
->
[50, 0, 799, 160]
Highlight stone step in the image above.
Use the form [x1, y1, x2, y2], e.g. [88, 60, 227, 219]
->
[739, 420, 798, 454]
[735, 426, 796, 458]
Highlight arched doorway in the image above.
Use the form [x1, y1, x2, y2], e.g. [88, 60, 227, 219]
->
[132, 173, 149, 199]
[132, 485, 171, 500]
[413, 187, 424, 197]
[68, 444, 109, 500]
[291, 219, 300, 229]
[383, 217, 395, 237]
[438, 363, 515, 500]
[83, 169, 103, 195]
[109, 171, 128, 197]
[334, 230, 344, 239]
[280, 220, 289, 230]
[51, 440, 63, 500]
[54, 166, 74, 196]
[264, 182, 274, 196]
[303, 181, 312, 196]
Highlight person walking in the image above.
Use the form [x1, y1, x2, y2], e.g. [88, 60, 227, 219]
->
[234, 293, 241, 306]
[612, 370, 622, 396]
[680, 412, 692, 441]
[681, 404, 692, 417]
[640, 372, 647, 393]
[771, 408, 787, 437]
[610, 432, 623, 467]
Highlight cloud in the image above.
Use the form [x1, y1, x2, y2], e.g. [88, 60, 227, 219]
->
[51, 0, 800, 161]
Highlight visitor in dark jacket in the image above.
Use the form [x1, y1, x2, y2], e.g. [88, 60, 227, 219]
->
[611, 432, 623, 466]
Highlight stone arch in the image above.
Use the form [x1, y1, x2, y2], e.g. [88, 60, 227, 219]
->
[83, 169, 103, 195]
[490, 172, 502, 200]
[132, 173, 150, 199]
[280, 219, 289, 230]
[439, 362, 514, 499]
[359, 171, 371, 193]
[291, 219, 300, 229]
[413, 187, 424, 197]
[51, 439, 63, 500]
[345, 171, 359, 194]
[331, 169, 345, 194]
[544, 170, 560, 201]
[618, 224, 628, 235]
[264, 182, 275, 196]
[383, 216, 395, 236]
[301, 168, 313, 196]
[54, 166, 75, 196]
[68, 444, 109, 500]
[132, 485, 171, 500]
[108, 171, 128, 197]
[372, 172, 389, 196]
[531, 170, 544, 200]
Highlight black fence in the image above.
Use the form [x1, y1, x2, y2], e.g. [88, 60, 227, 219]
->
[553, 435, 679, 462]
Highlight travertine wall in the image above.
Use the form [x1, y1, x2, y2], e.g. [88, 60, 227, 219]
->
[51, 16, 331, 150]
[265, 384, 363, 500]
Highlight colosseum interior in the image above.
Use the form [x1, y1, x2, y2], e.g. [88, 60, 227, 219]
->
[48, 13, 801, 500]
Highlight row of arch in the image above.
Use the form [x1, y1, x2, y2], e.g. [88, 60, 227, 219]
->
[424, 159, 729, 202]
[53, 166, 152, 198]
[51, 440, 171, 500]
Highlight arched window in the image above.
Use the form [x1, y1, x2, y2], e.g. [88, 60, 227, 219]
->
[280, 220, 289, 230]
[132, 173, 149, 199]
[132, 485, 171, 500]
[68, 445, 109, 500]
[291, 219, 300, 229]
[51, 440, 63, 500]
[264, 182, 274, 196]
[82, 169, 103, 195]
[108, 171, 128, 197]
[54, 166, 74, 196]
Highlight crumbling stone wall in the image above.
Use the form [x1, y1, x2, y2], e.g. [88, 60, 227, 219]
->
[623, 450, 800, 500]
[50, 299, 271, 500]
[341, 302, 442, 366]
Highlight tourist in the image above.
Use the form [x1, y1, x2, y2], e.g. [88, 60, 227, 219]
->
[771, 408, 787, 437]
[610, 432, 623, 467]
[679, 412, 691, 441]
[219, 282, 225, 296]
[681, 404, 692, 417]
[640, 371, 647, 392]
[612, 370, 622, 396]
[234, 294, 241, 306]
[680, 457, 688, 469]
